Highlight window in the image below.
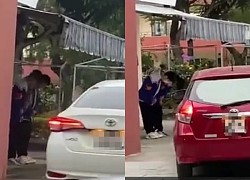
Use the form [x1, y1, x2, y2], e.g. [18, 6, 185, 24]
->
[74, 86, 125, 109]
[151, 21, 166, 36]
[189, 78, 250, 105]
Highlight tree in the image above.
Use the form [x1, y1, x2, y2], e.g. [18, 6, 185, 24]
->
[141, 53, 154, 73]
[56, 0, 125, 37]
[143, 0, 197, 62]
[188, 0, 250, 65]
[24, 0, 125, 110]
[144, 0, 250, 65]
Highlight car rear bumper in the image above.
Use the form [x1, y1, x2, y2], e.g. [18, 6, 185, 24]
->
[46, 133, 125, 179]
[174, 125, 250, 165]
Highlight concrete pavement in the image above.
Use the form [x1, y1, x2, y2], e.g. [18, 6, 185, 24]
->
[7, 155, 46, 179]
[126, 120, 250, 178]
[125, 120, 177, 177]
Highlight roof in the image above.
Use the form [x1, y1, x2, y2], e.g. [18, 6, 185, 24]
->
[95, 80, 125, 87]
[18, 6, 125, 63]
[192, 66, 250, 81]
[136, 2, 250, 44]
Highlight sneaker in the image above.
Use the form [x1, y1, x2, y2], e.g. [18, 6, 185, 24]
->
[8, 158, 21, 166]
[145, 132, 160, 139]
[16, 156, 29, 165]
[17, 156, 36, 164]
[26, 156, 36, 164]
[156, 132, 164, 138]
[157, 131, 167, 137]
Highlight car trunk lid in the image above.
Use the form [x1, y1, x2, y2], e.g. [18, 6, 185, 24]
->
[53, 108, 125, 155]
[191, 101, 250, 139]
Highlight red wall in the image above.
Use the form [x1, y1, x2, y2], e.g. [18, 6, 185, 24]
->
[141, 36, 222, 57]
[0, 0, 17, 178]
[141, 36, 245, 65]
[125, 0, 141, 156]
[22, 59, 59, 85]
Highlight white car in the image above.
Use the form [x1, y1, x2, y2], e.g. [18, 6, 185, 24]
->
[46, 80, 125, 179]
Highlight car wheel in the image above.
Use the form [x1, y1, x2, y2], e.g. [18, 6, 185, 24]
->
[176, 161, 193, 178]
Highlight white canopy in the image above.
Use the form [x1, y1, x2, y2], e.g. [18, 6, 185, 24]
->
[137, 0, 177, 7]
[136, 1, 250, 44]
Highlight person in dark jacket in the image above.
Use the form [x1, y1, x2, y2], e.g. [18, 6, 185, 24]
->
[18, 73, 51, 165]
[8, 70, 42, 165]
[139, 68, 174, 139]
[152, 71, 185, 137]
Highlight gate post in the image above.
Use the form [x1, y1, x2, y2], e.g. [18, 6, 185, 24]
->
[0, 0, 17, 178]
[125, 0, 141, 156]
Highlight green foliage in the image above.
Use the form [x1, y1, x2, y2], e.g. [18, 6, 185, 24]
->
[24, 39, 51, 62]
[229, 8, 250, 24]
[141, 53, 154, 73]
[37, 111, 58, 118]
[32, 117, 50, 138]
[56, 0, 125, 37]
[39, 85, 58, 112]
[36, 0, 60, 13]
[171, 59, 215, 85]
[163, 59, 215, 110]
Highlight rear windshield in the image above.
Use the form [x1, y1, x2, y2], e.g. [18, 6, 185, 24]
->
[189, 77, 250, 105]
[74, 86, 125, 109]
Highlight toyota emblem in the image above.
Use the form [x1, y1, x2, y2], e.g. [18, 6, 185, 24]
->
[105, 118, 117, 127]
[229, 109, 239, 113]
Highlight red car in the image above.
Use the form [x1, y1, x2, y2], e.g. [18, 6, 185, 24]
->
[174, 65, 250, 177]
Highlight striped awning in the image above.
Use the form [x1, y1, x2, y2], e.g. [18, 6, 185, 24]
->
[60, 16, 125, 63]
[136, 1, 250, 44]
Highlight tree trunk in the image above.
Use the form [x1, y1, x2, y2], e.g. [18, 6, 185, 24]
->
[49, 37, 73, 111]
[170, 19, 182, 62]
[224, 46, 246, 65]
[60, 61, 73, 110]
[187, 39, 194, 57]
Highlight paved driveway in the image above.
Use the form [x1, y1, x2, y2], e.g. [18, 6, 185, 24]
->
[125, 120, 176, 177]
[126, 120, 250, 178]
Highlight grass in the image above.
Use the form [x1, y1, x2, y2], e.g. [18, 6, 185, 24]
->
[32, 111, 58, 139]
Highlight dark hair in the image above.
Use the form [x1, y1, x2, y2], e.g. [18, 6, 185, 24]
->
[164, 71, 185, 90]
[41, 74, 51, 86]
[27, 70, 42, 81]
[30, 70, 42, 77]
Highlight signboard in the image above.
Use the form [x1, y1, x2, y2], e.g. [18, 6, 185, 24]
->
[137, 0, 177, 7]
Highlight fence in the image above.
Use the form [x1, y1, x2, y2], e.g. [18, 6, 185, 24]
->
[72, 61, 125, 101]
[220, 44, 250, 66]
[142, 44, 219, 69]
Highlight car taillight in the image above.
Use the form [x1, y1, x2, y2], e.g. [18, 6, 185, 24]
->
[47, 171, 66, 178]
[177, 100, 193, 124]
[48, 116, 84, 131]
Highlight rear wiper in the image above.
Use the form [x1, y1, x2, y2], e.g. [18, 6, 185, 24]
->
[221, 100, 250, 109]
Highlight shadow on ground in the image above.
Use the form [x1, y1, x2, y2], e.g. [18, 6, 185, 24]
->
[194, 160, 250, 177]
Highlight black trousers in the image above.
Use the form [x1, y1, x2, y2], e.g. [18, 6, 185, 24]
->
[139, 101, 154, 134]
[19, 121, 32, 156]
[8, 121, 32, 158]
[152, 103, 163, 132]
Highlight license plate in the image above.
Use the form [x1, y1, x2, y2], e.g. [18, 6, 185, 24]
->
[223, 114, 246, 135]
[90, 130, 124, 150]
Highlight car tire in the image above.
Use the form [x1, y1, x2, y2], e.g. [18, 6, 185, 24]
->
[176, 161, 193, 178]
